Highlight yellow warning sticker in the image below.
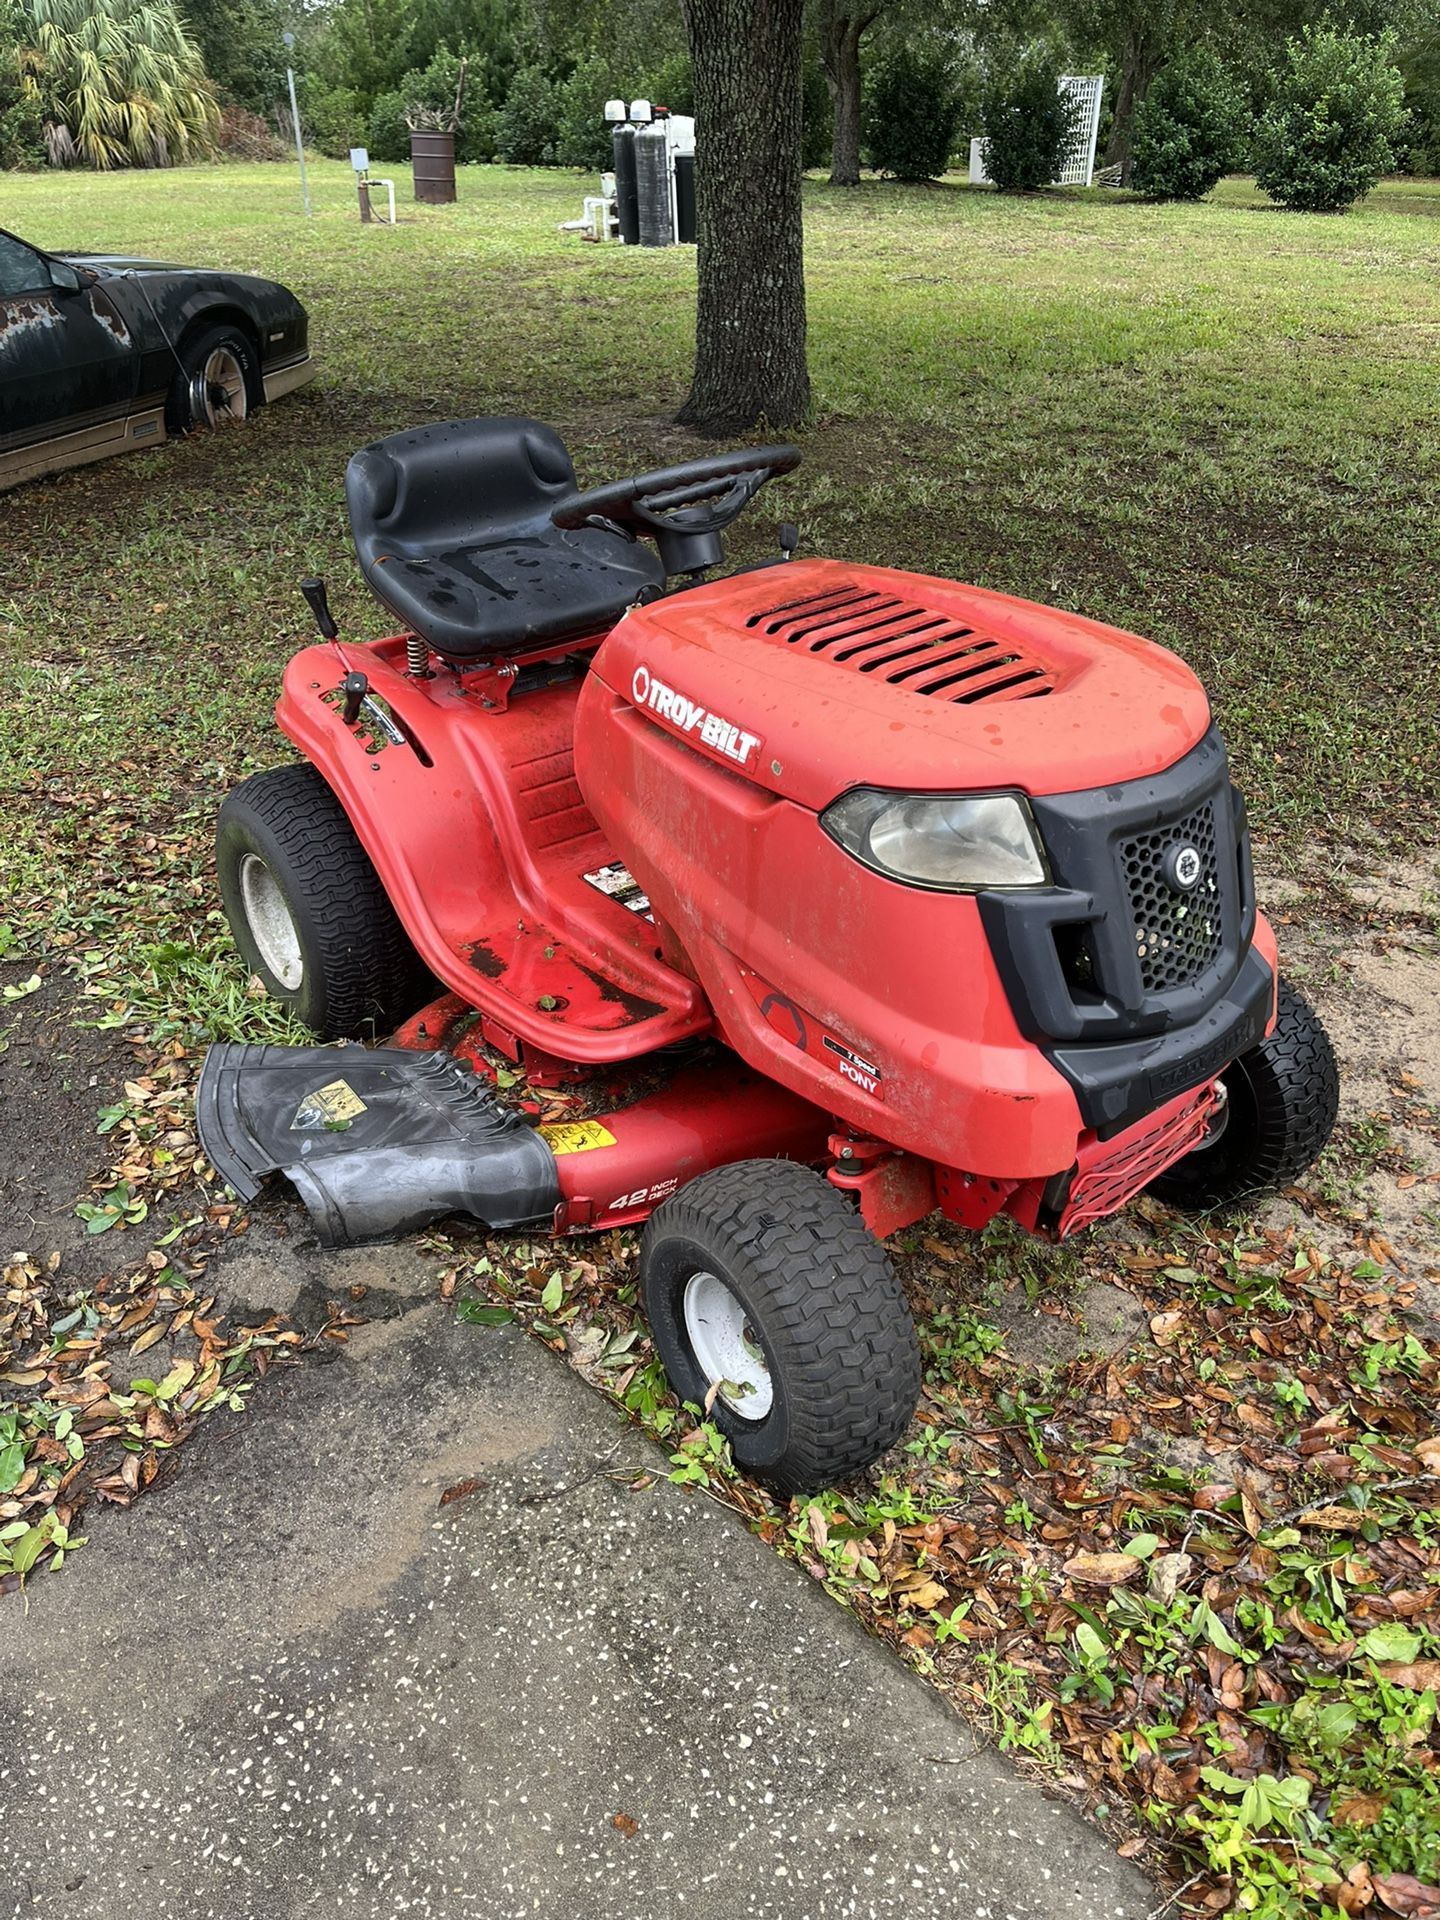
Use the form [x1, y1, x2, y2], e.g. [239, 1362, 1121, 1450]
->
[538, 1119, 618, 1155]
[291, 1078, 368, 1131]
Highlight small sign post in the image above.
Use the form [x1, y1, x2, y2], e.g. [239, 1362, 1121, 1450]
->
[351, 147, 372, 223]
[282, 33, 312, 219]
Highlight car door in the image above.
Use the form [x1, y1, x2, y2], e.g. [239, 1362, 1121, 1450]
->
[0, 229, 140, 483]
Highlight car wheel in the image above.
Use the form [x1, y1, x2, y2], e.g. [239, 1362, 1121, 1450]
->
[217, 763, 430, 1039]
[166, 323, 257, 435]
[1147, 978, 1339, 1210]
[640, 1159, 921, 1495]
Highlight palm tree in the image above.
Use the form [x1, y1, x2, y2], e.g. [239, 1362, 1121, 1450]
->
[18, 0, 218, 168]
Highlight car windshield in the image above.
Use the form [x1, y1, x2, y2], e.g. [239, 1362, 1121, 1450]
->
[0, 232, 53, 298]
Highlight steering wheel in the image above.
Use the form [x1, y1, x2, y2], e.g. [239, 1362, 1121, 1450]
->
[551, 445, 801, 563]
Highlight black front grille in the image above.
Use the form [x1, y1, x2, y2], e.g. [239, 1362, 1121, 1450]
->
[1120, 802, 1222, 993]
[976, 727, 1256, 1056]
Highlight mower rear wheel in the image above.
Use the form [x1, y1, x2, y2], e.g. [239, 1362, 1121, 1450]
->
[1148, 977, 1339, 1210]
[640, 1159, 921, 1495]
[217, 762, 429, 1039]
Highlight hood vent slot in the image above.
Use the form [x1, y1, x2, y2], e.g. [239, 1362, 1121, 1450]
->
[747, 584, 1056, 704]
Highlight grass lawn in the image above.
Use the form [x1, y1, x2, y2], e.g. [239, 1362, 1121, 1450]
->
[2, 163, 1438, 1917]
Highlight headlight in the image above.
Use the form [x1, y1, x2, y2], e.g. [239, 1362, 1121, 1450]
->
[820, 789, 1048, 891]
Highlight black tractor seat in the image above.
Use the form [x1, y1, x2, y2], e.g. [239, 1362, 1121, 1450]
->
[345, 417, 664, 663]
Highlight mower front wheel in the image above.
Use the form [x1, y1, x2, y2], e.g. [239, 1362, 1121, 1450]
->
[217, 762, 429, 1039]
[1148, 977, 1339, 1210]
[640, 1160, 921, 1495]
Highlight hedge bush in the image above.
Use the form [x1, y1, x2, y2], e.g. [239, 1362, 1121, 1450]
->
[553, 53, 613, 171]
[495, 62, 557, 165]
[864, 45, 958, 182]
[1132, 52, 1245, 200]
[981, 52, 1079, 193]
[1254, 26, 1406, 213]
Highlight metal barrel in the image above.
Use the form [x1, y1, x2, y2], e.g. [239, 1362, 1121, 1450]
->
[411, 131, 457, 204]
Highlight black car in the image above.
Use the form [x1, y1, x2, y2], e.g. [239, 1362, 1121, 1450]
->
[0, 225, 312, 491]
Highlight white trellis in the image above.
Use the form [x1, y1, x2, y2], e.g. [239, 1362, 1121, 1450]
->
[967, 73, 1106, 189]
[1056, 74, 1104, 187]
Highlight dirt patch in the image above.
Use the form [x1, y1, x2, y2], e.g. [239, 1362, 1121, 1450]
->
[1252, 856, 1440, 1283]
[0, 966, 143, 1273]
[993, 1279, 1150, 1373]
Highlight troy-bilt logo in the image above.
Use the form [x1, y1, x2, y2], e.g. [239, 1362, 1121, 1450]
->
[632, 664, 760, 769]
[1165, 843, 1203, 892]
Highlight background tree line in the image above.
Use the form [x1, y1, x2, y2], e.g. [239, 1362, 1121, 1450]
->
[2, 0, 1436, 180]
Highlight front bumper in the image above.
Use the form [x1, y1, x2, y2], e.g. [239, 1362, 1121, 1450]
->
[262, 353, 314, 404]
[1049, 940, 1273, 1135]
[979, 725, 1272, 1134]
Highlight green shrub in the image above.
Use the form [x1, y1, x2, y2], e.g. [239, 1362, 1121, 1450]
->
[495, 62, 557, 165]
[553, 50, 700, 175]
[1132, 52, 1245, 200]
[980, 51, 1080, 193]
[0, 0, 42, 167]
[1398, 33, 1440, 175]
[0, 91, 45, 168]
[1254, 26, 1406, 213]
[643, 51, 693, 117]
[0, 3, 45, 173]
[300, 79, 365, 158]
[864, 46, 958, 182]
[365, 88, 409, 163]
[554, 52, 613, 171]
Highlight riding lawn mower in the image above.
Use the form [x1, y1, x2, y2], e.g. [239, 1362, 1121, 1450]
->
[196, 418, 1340, 1493]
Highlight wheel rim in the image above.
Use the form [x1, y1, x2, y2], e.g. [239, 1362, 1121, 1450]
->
[681, 1270, 773, 1419]
[190, 346, 249, 429]
[238, 853, 303, 990]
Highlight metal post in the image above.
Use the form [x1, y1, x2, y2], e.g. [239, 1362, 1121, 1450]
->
[284, 49, 312, 219]
[357, 174, 372, 223]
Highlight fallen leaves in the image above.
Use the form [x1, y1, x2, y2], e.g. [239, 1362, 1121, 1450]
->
[1374, 1876, 1440, 1920]
[1374, 1661, 1440, 1693]
[1062, 1549, 1144, 1587]
[438, 1476, 485, 1508]
[0, 1233, 351, 1593]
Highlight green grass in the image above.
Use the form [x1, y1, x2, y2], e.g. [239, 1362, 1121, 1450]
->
[2, 161, 1439, 943]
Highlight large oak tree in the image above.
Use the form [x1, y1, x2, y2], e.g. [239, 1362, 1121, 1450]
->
[818, 0, 884, 186]
[677, 0, 811, 434]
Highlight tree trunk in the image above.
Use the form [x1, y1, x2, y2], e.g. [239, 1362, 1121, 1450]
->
[821, 7, 866, 187]
[1103, 30, 1162, 185]
[677, 0, 811, 435]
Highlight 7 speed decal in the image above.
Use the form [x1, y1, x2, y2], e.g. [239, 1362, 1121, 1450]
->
[736, 967, 885, 1101]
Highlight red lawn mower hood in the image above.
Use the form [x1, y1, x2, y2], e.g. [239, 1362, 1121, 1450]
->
[595, 558, 1211, 808]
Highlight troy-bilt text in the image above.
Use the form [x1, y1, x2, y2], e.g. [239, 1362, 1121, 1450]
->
[632, 664, 760, 769]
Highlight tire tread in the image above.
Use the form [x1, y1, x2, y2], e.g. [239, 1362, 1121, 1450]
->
[218, 762, 427, 1038]
[642, 1159, 920, 1494]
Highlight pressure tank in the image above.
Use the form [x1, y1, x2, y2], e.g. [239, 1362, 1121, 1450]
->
[612, 123, 640, 245]
[635, 120, 673, 247]
[674, 152, 696, 244]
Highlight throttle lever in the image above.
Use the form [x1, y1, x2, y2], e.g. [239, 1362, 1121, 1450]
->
[301, 576, 338, 639]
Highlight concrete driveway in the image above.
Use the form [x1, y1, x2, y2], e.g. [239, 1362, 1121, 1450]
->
[1, 1239, 1148, 1920]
